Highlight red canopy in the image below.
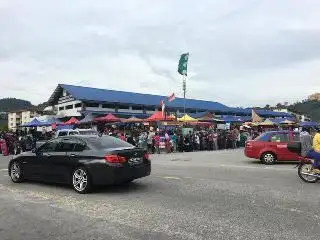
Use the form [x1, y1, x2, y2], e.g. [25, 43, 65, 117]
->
[64, 117, 79, 125]
[95, 113, 120, 122]
[146, 111, 175, 121]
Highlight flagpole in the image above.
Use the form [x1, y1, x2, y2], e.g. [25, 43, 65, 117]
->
[183, 75, 186, 124]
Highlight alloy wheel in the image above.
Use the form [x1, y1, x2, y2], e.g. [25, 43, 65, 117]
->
[263, 153, 275, 164]
[72, 169, 88, 192]
[11, 162, 21, 181]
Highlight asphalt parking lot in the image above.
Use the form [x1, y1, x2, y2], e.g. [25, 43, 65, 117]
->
[0, 149, 319, 240]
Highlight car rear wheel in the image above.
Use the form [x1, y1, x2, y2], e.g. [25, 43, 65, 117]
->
[261, 152, 277, 165]
[72, 167, 92, 194]
[10, 161, 24, 183]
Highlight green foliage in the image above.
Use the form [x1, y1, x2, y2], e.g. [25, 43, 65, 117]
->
[0, 98, 33, 112]
[288, 100, 320, 121]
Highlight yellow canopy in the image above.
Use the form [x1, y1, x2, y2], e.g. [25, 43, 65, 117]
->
[258, 119, 275, 126]
[177, 114, 197, 122]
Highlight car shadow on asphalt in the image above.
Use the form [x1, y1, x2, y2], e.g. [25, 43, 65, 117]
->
[93, 181, 150, 194]
[14, 180, 151, 194]
[245, 160, 298, 166]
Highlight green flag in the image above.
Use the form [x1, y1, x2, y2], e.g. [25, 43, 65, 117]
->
[178, 53, 189, 76]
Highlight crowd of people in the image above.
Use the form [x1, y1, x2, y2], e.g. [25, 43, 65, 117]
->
[0, 125, 262, 156]
[103, 126, 256, 154]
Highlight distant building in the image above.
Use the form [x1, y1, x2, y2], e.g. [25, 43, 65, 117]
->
[309, 93, 320, 101]
[8, 109, 39, 131]
[273, 108, 310, 122]
[47, 84, 293, 119]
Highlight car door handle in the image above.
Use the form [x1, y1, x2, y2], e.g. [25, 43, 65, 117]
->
[70, 154, 77, 157]
[45, 153, 51, 156]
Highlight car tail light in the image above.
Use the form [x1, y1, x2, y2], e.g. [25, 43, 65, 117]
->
[144, 152, 149, 160]
[104, 154, 127, 163]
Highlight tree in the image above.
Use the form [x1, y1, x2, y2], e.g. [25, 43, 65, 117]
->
[264, 104, 271, 110]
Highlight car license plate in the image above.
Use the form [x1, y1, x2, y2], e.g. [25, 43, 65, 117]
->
[129, 157, 143, 165]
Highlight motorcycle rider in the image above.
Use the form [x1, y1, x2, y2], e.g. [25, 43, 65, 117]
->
[300, 127, 312, 157]
[306, 127, 320, 174]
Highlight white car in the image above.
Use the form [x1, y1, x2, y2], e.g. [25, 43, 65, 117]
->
[55, 129, 99, 138]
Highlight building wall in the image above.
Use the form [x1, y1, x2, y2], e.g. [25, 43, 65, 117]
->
[8, 112, 22, 130]
[8, 110, 40, 131]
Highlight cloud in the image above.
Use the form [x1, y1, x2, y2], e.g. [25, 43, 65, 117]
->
[0, 0, 320, 107]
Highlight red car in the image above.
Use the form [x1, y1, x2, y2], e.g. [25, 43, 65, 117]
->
[244, 131, 300, 164]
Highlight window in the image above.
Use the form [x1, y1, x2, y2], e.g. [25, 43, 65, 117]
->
[59, 106, 64, 111]
[270, 133, 289, 143]
[87, 136, 133, 149]
[74, 103, 82, 108]
[117, 104, 130, 109]
[56, 139, 77, 152]
[65, 105, 73, 110]
[41, 140, 59, 152]
[74, 142, 87, 151]
[132, 106, 143, 110]
[85, 102, 99, 108]
[68, 131, 78, 135]
[57, 131, 68, 137]
[102, 103, 114, 109]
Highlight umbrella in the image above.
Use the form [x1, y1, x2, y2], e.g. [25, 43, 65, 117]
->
[122, 116, 144, 123]
[64, 117, 79, 125]
[95, 113, 120, 122]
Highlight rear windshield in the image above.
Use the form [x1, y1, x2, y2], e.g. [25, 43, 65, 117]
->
[87, 136, 134, 149]
[254, 132, 271, 142]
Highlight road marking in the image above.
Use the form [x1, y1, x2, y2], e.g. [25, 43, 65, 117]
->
[163, 176, 181, 180]
[0, 169, 7, 171]
[219, 164, 295, 171]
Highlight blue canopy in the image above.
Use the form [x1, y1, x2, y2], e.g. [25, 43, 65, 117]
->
[299, 121, 319, 127]
[21, 118, 45, 127]
[38, 117, 62, 126]
[221, 116, 245, 123]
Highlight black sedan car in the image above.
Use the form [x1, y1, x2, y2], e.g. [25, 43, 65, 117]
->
[8, 135, 151, 193]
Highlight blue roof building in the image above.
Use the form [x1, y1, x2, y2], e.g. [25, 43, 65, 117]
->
[48, 84, 292, 118]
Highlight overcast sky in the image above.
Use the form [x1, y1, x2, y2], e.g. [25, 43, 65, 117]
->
[0, 0, 319, 107]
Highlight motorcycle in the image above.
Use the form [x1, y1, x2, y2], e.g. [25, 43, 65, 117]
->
[296, 156, 319, 183]
[287, 141, 319, 183]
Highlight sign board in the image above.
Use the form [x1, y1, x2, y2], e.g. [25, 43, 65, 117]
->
[217, 124, 226, 130]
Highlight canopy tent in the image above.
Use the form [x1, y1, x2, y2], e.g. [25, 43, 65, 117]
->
[121, 116, 144, 123]
[280, 119, 295, 124]
[258, 118, 275, 126]
[299, 121, 319, 127]
[78, 114, 95, 124]
[221, 116, 244, 123]
[146, 111, 175, 121]
[94, 113, 121, 122]
[41, 117, 62, 126]
[64, 117, 79, 125]
[272, 117, 296, 124]
[21, 118, 45, 127]
[188, 121, 212, 126]
[177, 114, 198, 122]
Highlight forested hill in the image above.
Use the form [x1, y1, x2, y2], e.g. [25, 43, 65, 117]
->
[0, 98, 33, 112]
[288, 99, 320, 121]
